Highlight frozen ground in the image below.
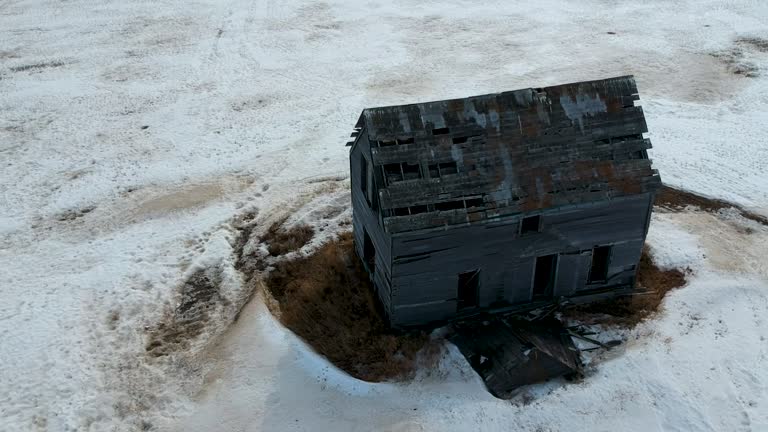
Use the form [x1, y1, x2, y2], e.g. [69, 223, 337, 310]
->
[1, 0, 767, 430]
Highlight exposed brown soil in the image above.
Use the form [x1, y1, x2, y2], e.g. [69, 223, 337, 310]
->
[708, 47, 760, 78]
[655, 185, 767, 226]
[264, 232, 434, 382]
[261, 220, 315, 256]
[564, 184, 763, 326]
[250, 185, 762, 376]
[145, 269, 228, 357]
[563, 246, 689, 327]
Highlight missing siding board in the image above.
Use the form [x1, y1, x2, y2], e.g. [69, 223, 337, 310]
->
[378, 140, 396, 147]
[397, 137, 415, 145]
[452, 136, 468, 144]
[410, 204, 428, 215]
[432, 127, 449, 135]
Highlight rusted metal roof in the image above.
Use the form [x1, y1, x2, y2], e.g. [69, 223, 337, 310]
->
[355, 75, 662, 234]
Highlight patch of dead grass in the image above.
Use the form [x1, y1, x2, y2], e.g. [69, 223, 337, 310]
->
[261, 221, 314, 256]
[264, 232, 434, 381]
[655, 185, 767, 226]
[564, 246, 689, 327]
[564, 185, 766, 327]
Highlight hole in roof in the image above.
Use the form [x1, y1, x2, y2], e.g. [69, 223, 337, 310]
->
[402, 163, 422, 180]
[383, 163, 403, 183]
[393, 207, 410, 216]
[435, 200, 464, 211]
[432, 127, 449, 135]
[439, 161, 458, 175]
[428, 164, 439, 178]
[465, 198, 484, 208]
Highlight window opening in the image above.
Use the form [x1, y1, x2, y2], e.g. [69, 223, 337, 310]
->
[520, 215, 541, 234]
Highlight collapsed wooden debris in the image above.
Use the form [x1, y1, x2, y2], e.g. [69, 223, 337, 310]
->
[448, 310, 624, 398]
[449, 316, 584, 398]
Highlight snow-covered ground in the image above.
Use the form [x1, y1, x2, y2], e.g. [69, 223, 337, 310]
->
[1, 0, 767, 430]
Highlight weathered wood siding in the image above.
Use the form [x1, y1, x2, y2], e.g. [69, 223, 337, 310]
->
[388, 193, 653, 327]
[350, 131, 394, 318]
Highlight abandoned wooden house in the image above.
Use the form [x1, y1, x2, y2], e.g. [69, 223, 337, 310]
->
[347, 75, 661, 328]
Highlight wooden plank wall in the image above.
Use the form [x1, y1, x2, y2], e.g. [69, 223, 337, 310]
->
[388, 193, 653, 326]
[350, 132, 394, 318]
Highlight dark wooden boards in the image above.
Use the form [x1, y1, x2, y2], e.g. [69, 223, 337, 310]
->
[354, 75, 660, 234]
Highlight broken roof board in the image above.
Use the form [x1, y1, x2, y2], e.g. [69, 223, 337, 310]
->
[353, 75, 661, 234]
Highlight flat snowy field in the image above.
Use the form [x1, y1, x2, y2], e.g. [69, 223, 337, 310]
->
[2, 0, 768, 430]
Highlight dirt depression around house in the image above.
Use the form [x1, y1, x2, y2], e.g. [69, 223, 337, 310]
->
[230, 185, 768, 383]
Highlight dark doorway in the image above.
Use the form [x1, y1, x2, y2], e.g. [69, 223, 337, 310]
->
[363, 229, 375, 272]
[458, 269, 480, 310]
[533, 254, 557, 299]
[588, 246, 611, 283]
